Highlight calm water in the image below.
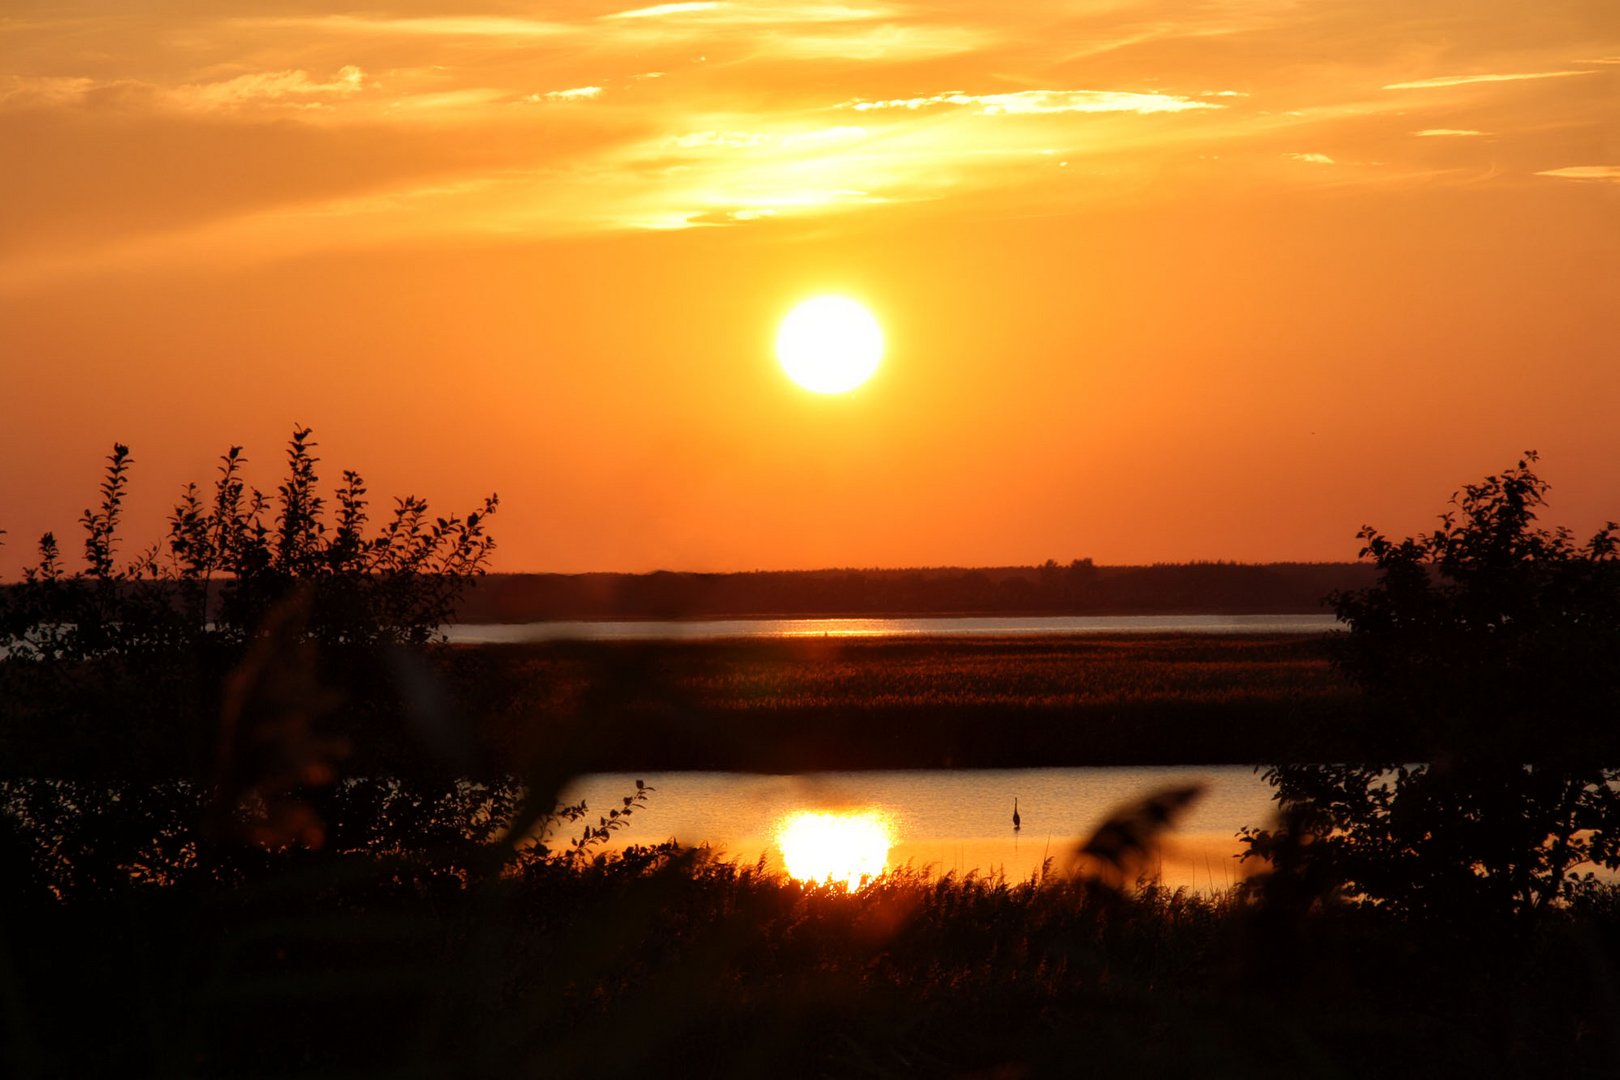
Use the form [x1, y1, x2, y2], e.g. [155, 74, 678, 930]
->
[558, 766, 1278, 892]
[446, 613, 1338, 643]
[485, 617, 1314, 888]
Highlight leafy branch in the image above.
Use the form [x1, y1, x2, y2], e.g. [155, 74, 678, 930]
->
[2, 425, 500, 660]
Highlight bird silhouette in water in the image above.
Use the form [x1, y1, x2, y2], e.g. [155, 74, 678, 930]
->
[1012, 798, 1021, 833]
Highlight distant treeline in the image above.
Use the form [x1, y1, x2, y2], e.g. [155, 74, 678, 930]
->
[456, 560, 1378, 622]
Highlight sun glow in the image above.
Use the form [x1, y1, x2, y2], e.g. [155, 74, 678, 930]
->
[776, 810, 894, 890]
[775, 295, 884, 394]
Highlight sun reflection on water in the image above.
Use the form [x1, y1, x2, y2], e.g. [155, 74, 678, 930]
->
[776, 810, 894, 890]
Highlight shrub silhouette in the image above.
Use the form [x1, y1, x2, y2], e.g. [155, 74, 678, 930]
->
[3, 426, 497, 658]
[1243, 453, 1620, 921]
[0, 427, 498, 778]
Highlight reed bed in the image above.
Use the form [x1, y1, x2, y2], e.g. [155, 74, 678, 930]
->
[451, 633, 1372, 772]
[10, 828, 1618, 1079]
[4, 632, 1615, 1078]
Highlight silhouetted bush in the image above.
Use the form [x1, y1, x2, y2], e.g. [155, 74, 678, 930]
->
[2, 426, 497, 658]
[1244, 453, 1620, 921]
[0, 427, 498, 777]
[8, 825, 1620, 1078]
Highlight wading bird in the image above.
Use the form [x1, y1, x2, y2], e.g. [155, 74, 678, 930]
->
[1013, 798, 1021, 832]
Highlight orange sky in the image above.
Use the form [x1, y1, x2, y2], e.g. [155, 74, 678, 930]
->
[2, 1, 1617, 573]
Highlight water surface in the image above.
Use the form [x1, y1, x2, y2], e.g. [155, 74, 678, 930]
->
[558, 766, 1277, 892]
[448, 613, 1338, 643]
[462, 617, 1311, 888]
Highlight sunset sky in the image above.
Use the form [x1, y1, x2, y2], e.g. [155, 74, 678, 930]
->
[2, 0, 1616, 573]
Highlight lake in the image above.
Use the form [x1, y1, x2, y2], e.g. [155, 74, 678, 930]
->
[446, 612, 1339, 643]
[480, 616, 1318, 887]
[558, 765, 1277, 892]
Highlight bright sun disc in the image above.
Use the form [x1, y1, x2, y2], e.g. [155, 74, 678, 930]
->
[776, 810, 893, 890]
[775, 296, 884, 394]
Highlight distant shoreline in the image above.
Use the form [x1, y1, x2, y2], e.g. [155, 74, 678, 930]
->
[449, 607, 1342, 625]
[442, 613, 1341, 642]
[454, 562, 1375, 623]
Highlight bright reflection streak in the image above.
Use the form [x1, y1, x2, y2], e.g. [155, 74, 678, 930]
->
[776, 810, 893, 890]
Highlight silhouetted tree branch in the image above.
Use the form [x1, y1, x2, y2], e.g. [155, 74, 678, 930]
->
[1243, 453, 1620, 922]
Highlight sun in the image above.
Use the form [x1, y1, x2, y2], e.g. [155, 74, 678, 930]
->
[776, 810, 894, 890]
[775, 296, 884, 394]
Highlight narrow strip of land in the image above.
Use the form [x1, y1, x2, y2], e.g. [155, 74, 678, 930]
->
[453, 633, 1368, 773]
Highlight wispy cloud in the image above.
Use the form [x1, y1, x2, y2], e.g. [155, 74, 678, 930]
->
[672, 130, 773, 149]
[5, 0, 1614, 286]
[681, 208, 781, 224]
[240, 15, 571, 38]
[0, 174, 513, 292]
[602, 77, 1245, 231]
[0, 67, 373, 114]
[178, 65, 367, 109]
[381, 88, 510, 113]
[671, 125, 867, 150]
[528, 86, 604, 102]
[760, 24, 987, 60]
[1535, 166, 1620, 182]
[0, 75, 99, 108]
[595, 2, 984, 61]
[1383, 70, 1593, 90]
[606, 2, 723, 18]
[843, 89, 1220, 115]
[604, 2, 887, 23]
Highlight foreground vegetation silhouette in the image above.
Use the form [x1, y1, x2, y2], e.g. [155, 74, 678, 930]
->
[4, 443, 1620, 1076]
[1242, 453, 1620, 923]
[1, 427, 497, 779]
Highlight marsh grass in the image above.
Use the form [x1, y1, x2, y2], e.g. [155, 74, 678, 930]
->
[8, 807, 1620, 1078]
[7, 760, 1620, 1078]
[2, 632, 1366, 778]
[467, 633, 1345, 712]
[3, 624, 1614, 1078]
[453, 633, 1370, 772]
